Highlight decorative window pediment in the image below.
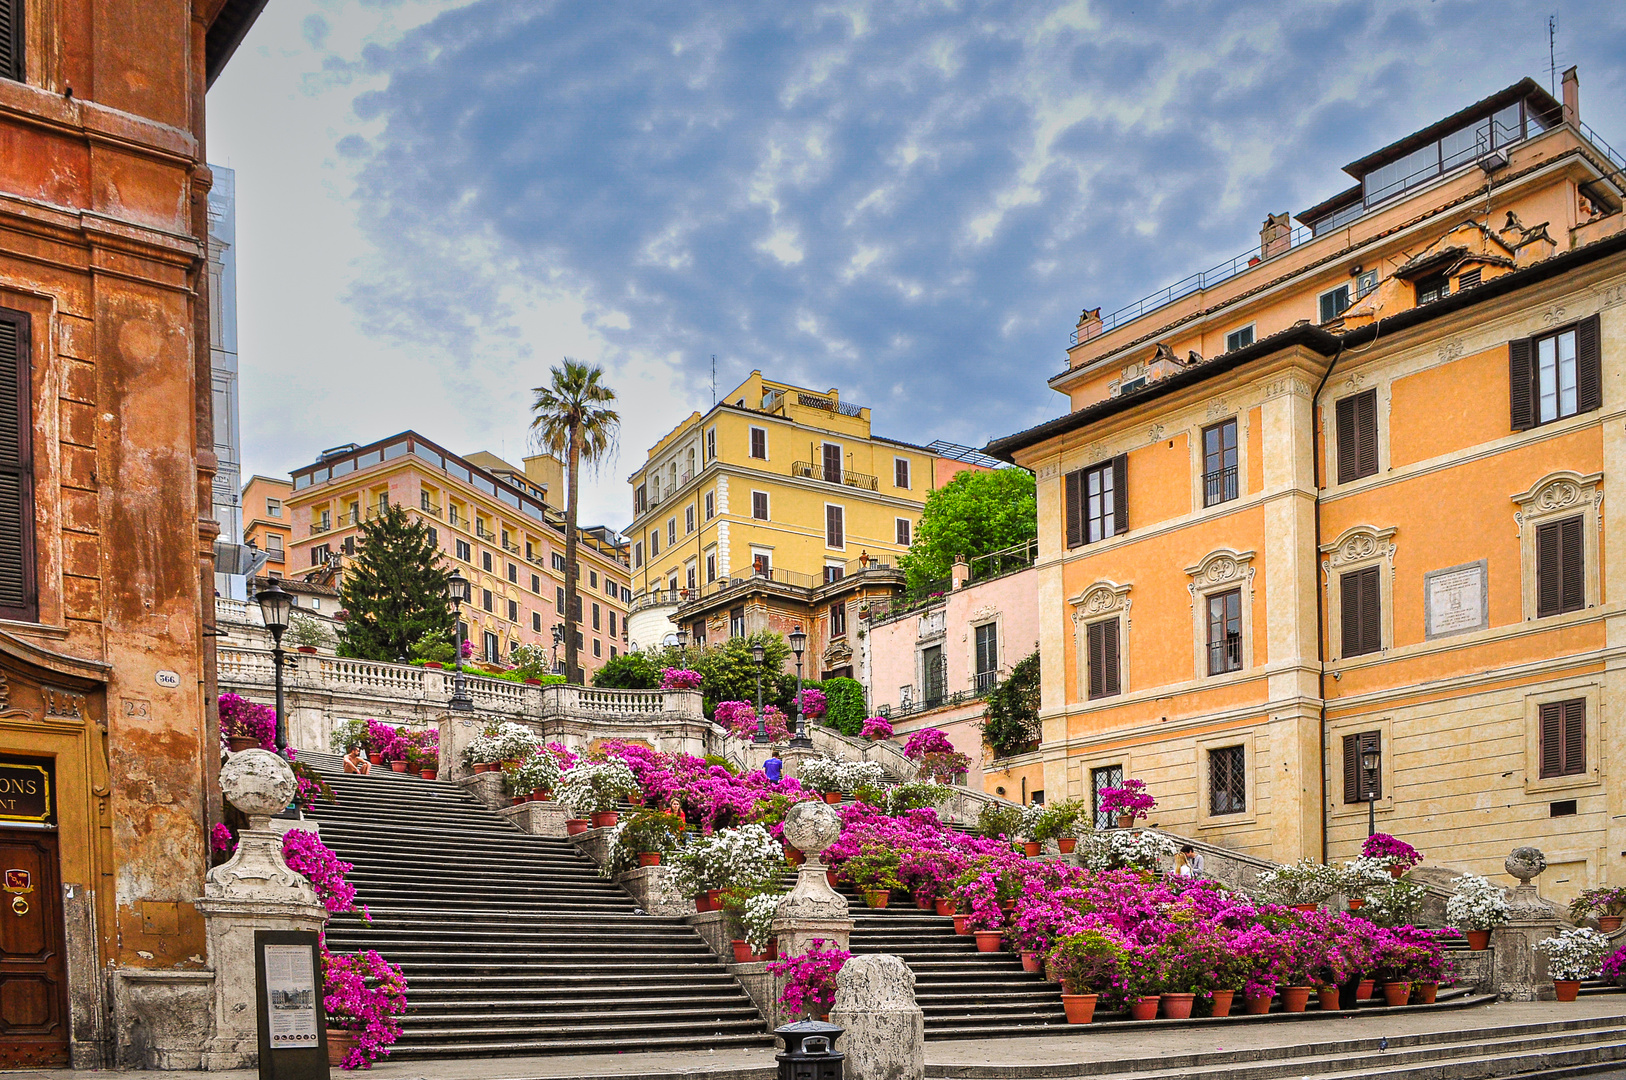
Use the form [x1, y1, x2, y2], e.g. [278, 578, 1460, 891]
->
[1320, 525, 1396, 570]
[1184, 548, 1255, 596]
[1512, 471, 1602, 527]
[1068, 580, 1131, 623]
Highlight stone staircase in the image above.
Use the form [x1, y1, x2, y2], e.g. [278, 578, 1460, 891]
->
[303, 759, 773, 1058]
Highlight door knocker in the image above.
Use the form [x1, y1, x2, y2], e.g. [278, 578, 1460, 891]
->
[10, 895, 27, 916]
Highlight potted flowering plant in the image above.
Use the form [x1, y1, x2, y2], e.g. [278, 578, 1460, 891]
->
[767, 940, 850, 1021]
[601, 810, 685, 875]
[1076, 829, 1176, 874]
[795, 756, 849, 802]
[1032, 801, 1084, 854]
[660, 667, 702, 690]
[860, 716, 893, 741]
[1569, 886, 1626, 932]
[721, 886, 785, 962]
[219, 693, 275, 752]
[740, 891, 783, 960]
[502, 750, 562, 803]
[1338, 856, 1393, 910]
[321, 946, 407, 1069]
[1361, 833, 1422, 877]
[1537, 928, 1611, 1000]
[842, 843, 904, 908]
[1600, 941, 1626, 989]
[667, 824, 785, 911]
[1360, 878, 1426, 928]
[1256, 858, 1339, 909]
[1046, 929, 1128, 1023]
[1446, 874, 1511, 949]
[1098, 779, 1155, 827]
[796, 688, 827, 720]
[557, 759, 639, 827]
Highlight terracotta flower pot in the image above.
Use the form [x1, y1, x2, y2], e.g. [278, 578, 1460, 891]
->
[1357, 978, 1375, 1000]
[1347, 898, 1365, 910]
[784, 845, 805, 866]
[705, 889, 724, 910]
[326, 1029, 356, 1068]
[694, 894, 712, 913]
[1554, 979, 1581, 1002]
[1061, 993, 1097, 1024]
[1317, 986, 1340, 1011]
[500, 759, 520, 769]
[536, 789, 553, 802]
[637, 851, 662, 867]
[1387, 864, 1406, 879]
[1412, 981, 1437, 1004]
[420, 768, 437, 780]
[1280, 986, 1311, 1012]
[1465, 929, 1491, 951]
[1244, 992, 1273, 1014]
[591, 810, 619, 829]
[1209, 989, 1235, 1017]
[952, 914, 970, 935]
[226, 736, 260, 753]
[407, 763, 422, 775]
[1601, 916, 1624, 932]
[1021, 951, 1041, 973]
[424, 661, 443, 669]
[390, 761, 408, 773]
[864, 891, 890, 909]
[1023, 841, 1041, 857]
[1382, 981, 1411, 1006]
[1057, 838, 1077, 854]
[628, 792, 645, 807]
[731, 940, 761, 964]
[524, 678, 543, 685]
[975, 930, 1002, 953]
[915, 895, 934, 910]
[1129, 996, 1160, 1020]
[766, 938, 779, 961]
[565, 818, 591, 835]
[511, 796, 527, 806]
[823, 791, 842, 805]
[368, 753, 383, 765]
[297, 645, 318, 654]
[1291, 903, 1318, 913]
[1000, 899, 1016, 914]
[1160, 992, 1196, 1019]
[1116, 814, 1135, 829]
[934, 898, 955, 917]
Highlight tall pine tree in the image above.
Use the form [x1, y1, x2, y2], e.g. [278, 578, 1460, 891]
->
[337, 504, 454, 661]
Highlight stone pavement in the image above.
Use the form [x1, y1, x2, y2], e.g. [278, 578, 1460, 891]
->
[17, 999, 1626, 1080]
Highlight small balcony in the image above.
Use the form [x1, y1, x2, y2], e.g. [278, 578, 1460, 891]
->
[502, 539, 521, 555]
[418, 501, 442, 518]
[791, 461, 878, 491]
[310, 519, 332, 535]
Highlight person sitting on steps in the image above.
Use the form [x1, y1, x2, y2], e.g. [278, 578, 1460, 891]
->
[342, 744, 371, 775]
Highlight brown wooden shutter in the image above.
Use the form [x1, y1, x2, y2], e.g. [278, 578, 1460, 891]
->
[0, 0, 21, 83]
[1340, 566, 1380, 656]
[1358, 565, 1381, 655]
[1538, 702, 1563, 778]
[1086, 621, 1104, 698]
[1563, 698, 1585, 775]
[1111, 454, 1128, 536]
[1575, 314, 1602, 415]
[1101, 617, 1120, 696]
[1536, 521, 1561, 617]
[826, 504, 843, 548]
[1342, 734, 1361, 803]
[1340, 568, 1361, 657]
[1559, 515, 1584, 613]
[1064, 470, 1082, 548]
[1335, 395, 1358, 483]
[0, 309, 33, 621]
[1337, 390, 1378, 482]
[1509, 336, 1535, 430]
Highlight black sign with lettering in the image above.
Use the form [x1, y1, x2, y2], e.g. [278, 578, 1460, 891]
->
[0, 756, 54, 826]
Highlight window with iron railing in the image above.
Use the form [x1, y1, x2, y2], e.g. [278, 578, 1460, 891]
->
[1203, 419, 1239, 507]
[1206, 588, 1243, 675]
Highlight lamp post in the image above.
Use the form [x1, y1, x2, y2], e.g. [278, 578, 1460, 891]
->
[751, 641, 767, 744]
[675, 626, 690, 671]
[446, 569, 473, 712]
[788, 626, 811, 748]
[253, 580, 293, 752]
[552, 623, 565, 675]
[1362, 745, 1381, 838]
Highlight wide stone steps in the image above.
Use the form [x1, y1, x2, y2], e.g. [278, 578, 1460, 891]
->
[301, 765, 771, 1057]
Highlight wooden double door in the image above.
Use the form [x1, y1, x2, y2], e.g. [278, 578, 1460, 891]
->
[0, 830, 68, 1067]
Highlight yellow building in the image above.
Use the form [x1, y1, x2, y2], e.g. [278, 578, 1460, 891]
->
[284, 432, 631, 677]
[242, 475, 293, 577]
[988, 72, 1626, 900]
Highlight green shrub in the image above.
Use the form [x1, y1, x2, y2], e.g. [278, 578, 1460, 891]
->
[821, 677, 867, 736]
[592, 651, 664, 689]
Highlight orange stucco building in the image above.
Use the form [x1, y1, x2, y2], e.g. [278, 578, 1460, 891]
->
[989, 72, 1626, 900]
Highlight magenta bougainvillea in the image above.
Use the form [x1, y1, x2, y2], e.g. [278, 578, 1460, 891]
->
[715, 702, 792, 742]
[860, 716, 893, 741]
[1361, 833, 1422, 870]
[903, 727, 955, 759]
[1098, 779, 1156, 820]
[796, 688, 827, 720]
[660, 667, 703, 690]
[210, 823, 236, 853]
[281, 829, 368, 920]
[321, 947, 407, 1069]
[767, 939, 851, 1016]
[218, 693, 276, 748]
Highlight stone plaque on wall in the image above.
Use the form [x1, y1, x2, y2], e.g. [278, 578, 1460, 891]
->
[1425, 560, 1487, 639]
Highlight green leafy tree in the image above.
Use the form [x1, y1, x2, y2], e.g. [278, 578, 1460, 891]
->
[530, 359, 619, 684]
[821, 677, 867, 735]
[592, 650, 666, 689]
[337, 504, 454, 661]
[982, 649, 1041, 757]
[899, 468, 1036, 594]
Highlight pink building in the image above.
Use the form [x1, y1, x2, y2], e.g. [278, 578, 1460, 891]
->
[862, 548, 1042, 801]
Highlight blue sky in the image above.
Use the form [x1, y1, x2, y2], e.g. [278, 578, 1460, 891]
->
[208, 1, 1626, 530]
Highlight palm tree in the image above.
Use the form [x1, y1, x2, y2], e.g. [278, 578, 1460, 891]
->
[530, 359, 619, 683]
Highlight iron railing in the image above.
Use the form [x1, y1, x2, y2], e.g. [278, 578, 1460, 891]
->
[791, 461, 879, 491]
[969, 539, 1037, 582]
[1203, 467, 1239, 507]
[1206, 634, 1243, 676]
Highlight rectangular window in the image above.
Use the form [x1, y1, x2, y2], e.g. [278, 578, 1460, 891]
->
[633, 542, 644, 568]
[752, 491, 769, 520]
[1335, 388, 1378, 483]
[705, 491, 715, 520]
[1342, 731, 1381, 803]
[1091, 765, 1124, 829]
[483, 631, 500, 664]
[730, 606, 745, 637]
[1064, 456, 1127, 547]
[507, 599, 518, 622]
[533, 612, 542, 632]
[974, 623, 998, 692]
[426, 527, 438, 548]
[1318, 284, 1352, 323]
[456, 539, 471, 561]
[752, 552, 771, 575]
[750, 427, 767, 459]
[1512, 318, 1604, 429]
[685, 563, 695, 590]
[1538, 698, 1586, 778]
[610, 645, 617, 659]
[650, 530, 660, 556]
[267, 498, 283, 517]
[557, 586, 566, 611]
[267, 533, 283, 553]
[592, 603, 601, 630]
[593, 638, 602, 658]
[706, 427, 716, 461]
[1206, 588, 1243, 675]
[589, 570, 598, 588]
[482, 551, 493, 572]
[1202, 418, 1239, 506]
[342, 536, 354, 556]
[507, 562, 517, 583]
[551, 552, 566, 572]
[531, 574, 540, 593]
[1536, 515, 1585, 617]
[635, 484, 647, 515]
[481, 589, 493, 612]
[1086, 618, 1121, 699]
[690, 619, 705, 647]
[894, 457, 910, 489]
[1340, 565, 1382, 657]
[823, 564, 844, 585]
[1224, 325, 1254, 353]
[922, 644, 946, 707]
[685, 506, 695, 534]
[829, 601, 846, 638]
[825, 504, 845, 548]
[576, 632, 583, 649]
[1415, 272, 1450, 304]
[572, 595, 583, 620]
[667, 519, 676, 546]
[822, 442, 842, 484]
[609, 611, 617, 637]
[706, 552, 716, 582]
[896, 518, 911, 546]
[1209, 746, 1246, 815]
[310, 544, 330, 566]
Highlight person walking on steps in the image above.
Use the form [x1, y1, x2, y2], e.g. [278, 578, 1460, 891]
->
[763, 753, 783, 783]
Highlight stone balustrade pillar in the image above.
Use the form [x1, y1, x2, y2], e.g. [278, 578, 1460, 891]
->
[1493, 846, 1564, 1001]
[830, 955, 924, 1080]
[770, 801, 853, 1028]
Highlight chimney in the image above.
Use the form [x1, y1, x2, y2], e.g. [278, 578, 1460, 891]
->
[1562, 66, 1579, 128]
[1075, 307, 1103, 343]
[951, 555, 970, 591]
[1260, 212, 1292, 260]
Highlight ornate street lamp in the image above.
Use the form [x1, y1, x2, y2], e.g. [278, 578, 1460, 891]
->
[751, 640, 767, 744]
[254, 580, 293, 751]
[552, 623, 565, 675]
[1362, 745, 1381, 838]
[675, 626, 690, 671]
[446, 569, 473, 712]
[788, 626, 812, 748]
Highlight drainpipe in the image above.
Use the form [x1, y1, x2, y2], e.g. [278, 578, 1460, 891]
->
[1311, 344, 1343, 865]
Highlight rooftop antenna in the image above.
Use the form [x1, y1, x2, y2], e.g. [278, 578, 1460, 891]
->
[711, 354, 717, 404]
[1548, 14, 1558, 96]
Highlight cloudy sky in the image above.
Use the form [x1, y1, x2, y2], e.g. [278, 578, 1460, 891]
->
[208, 1, 1626, 531]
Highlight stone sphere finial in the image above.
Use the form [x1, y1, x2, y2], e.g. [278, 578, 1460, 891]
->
[1505, 846, 1547, 885]
[784, 800, 842, 858]
[219, 749, 296, 826]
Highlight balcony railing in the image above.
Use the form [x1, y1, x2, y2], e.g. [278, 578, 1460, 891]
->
[310, 519, 331, 535]
[418, 501, 442, 518]
[791, 461, 878, 491]
[502, 540, 521, 555]
[1204, 468, 1239, 507]
[880, 678, 999, 722]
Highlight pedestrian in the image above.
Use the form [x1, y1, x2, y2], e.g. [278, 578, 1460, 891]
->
[1176, 844, 1204, 877]
[763, 753, 783, 783]
[342, 744, 371, 775]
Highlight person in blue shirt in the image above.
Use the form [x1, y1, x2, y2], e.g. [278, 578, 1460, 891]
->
[763, 754, 783, 783]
